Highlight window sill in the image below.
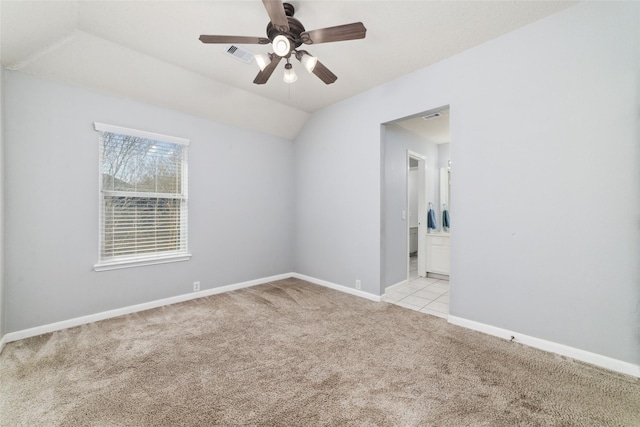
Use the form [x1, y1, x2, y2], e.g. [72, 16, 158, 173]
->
[93, 253, 192, 272]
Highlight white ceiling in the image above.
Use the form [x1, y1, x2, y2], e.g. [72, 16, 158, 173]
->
[1, 1, 578, 139]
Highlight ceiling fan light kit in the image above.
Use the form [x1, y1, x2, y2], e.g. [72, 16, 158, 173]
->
[296, 51, 318, 73]
[283, 62, 298, 83]
[199, 0, 367, 85]
[272, 35, 292, 57]
[255, 53, 272, 71]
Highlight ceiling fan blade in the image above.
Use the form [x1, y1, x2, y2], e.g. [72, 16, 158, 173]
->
[301, 22, 366, 45]
[199, 35, 270, 45]
[253, 55, 282, 85]
[312, 60, 338, 85]
[262, 0, 289, 32]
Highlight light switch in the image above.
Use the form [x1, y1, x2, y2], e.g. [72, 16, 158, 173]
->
[402, 210, 406, 220]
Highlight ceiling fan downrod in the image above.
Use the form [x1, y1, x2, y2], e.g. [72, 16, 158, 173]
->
[267, 3, 304, 57]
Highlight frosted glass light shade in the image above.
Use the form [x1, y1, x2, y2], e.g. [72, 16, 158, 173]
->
[255, 53, 271, 71]
[283, 64, 297, 83]
[300, 54, 317, 73]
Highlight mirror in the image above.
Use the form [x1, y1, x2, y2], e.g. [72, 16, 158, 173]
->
[440, 165, 451, 231]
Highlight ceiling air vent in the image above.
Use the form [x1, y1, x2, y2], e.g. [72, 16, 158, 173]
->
[224, 45, 254, 64]
[422, 112, 442, 121]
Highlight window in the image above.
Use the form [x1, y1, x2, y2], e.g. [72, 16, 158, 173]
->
[94, 123, 190, 271]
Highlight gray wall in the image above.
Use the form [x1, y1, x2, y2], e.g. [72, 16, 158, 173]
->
[0, 64, 4, 339]
[4, 71, 294, 332]
[293, 2, 640, 365]
[437, 144, 450, 170]
[382, 124, 437, 288]
[3, 1, 639, 368]
[292, 106, 382, 291]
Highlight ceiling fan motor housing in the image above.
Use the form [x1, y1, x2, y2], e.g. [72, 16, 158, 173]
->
[266, 3, 304, 56]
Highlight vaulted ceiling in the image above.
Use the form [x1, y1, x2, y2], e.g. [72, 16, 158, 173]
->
[1, 1, 577, 139]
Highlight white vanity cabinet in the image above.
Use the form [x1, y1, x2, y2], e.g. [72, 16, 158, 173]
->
[425, 233, 450, 276]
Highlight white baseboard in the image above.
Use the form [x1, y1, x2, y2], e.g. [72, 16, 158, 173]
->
[380, 279, 408, 300]
[0, 272, 379, 348]
[448, 315, 640, 378]
[1, 273, 292, 346]
[3, 273, 637, 380]
[383, 279, 408, 293]
[292, 273, 381, 302]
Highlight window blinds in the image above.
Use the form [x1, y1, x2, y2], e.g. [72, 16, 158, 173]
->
[94, 123, 189, 268]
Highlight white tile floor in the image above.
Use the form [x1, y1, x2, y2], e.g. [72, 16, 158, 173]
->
[382, 255, 449, 318]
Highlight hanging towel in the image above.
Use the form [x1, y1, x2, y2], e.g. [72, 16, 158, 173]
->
[442, 209, 450, 229]
[427, 207, 437, 229]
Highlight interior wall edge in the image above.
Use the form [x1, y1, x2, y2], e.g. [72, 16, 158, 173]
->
[0, 63, 5, 346]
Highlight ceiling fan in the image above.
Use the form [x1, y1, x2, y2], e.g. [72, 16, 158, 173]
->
[199, 0, 367, 85]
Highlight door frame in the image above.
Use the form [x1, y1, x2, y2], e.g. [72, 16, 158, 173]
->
[407, 150, 427, 281]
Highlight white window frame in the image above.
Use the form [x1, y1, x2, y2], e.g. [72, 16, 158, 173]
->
[93, 122, 191, 271]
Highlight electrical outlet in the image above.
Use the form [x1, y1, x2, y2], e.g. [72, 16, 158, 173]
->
[193, 281, 200, 292]
[355, 280, 361, 290]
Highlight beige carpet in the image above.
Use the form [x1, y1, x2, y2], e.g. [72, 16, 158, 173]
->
[1, 278, 639, 426]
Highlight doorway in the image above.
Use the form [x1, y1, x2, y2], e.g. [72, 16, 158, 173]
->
[407, 151, 426, 282]
[381, 106, 451, 318]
